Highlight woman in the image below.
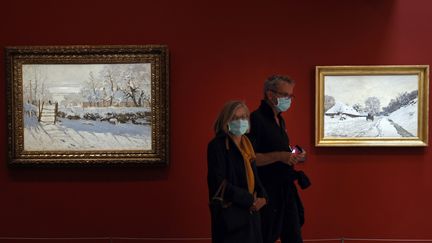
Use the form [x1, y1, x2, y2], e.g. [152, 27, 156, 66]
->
[208, 100, 268, 243]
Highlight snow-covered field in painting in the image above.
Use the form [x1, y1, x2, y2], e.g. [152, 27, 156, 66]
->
[324, 99, 417, 138]
[388, 99, 418, 136]
[24, 106, 151, 151]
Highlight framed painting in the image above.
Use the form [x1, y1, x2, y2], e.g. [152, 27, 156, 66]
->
[316, 65, 429, 147]
[6, 45, 169, 166]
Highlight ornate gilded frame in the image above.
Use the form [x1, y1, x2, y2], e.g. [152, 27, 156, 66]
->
[316, 65, 429, 147]
[6, 45, 169, 166]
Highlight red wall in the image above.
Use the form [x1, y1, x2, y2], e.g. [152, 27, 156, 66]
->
[1, 0, 432, 241]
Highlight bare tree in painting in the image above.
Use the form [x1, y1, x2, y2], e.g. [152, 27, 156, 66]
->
[99, 65, 123, 107]
[365, 96, 381, 115]
[23, 66, 53, 121]
[79, 64, 151, 108]
[81, 71, 103, 107]
[118, 65, 151, 107]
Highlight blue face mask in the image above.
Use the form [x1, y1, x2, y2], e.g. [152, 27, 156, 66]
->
[228, 119, 249, 136]
[276, 97, 292, 112]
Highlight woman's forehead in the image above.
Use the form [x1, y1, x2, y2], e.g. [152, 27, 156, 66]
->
[233, 106, 248, 116]
[235, 106, 246, 112]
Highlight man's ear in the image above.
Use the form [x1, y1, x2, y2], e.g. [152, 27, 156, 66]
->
[265, 90, 272, 100]
[265, 91, 276, 105]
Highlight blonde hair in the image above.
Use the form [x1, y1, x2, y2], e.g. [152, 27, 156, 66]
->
[213, 100, 250, 134]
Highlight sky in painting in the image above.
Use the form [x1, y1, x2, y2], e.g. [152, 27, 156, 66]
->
[324, 75, 418, 107]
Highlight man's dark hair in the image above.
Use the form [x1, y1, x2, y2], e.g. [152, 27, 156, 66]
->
[263, 75, 295, 98]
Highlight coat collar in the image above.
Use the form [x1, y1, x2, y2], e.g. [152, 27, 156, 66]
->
[259, 99, 282, 119]
[215, 132, 239, 151]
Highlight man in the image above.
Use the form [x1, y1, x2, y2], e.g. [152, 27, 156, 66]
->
[247, 75, 309, 243]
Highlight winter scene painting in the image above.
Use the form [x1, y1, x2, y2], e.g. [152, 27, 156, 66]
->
[316, 65, 429, 147]
[22, 63, 152, 151]
[7, 45, 169, 166]
[324, 75, 418, 138]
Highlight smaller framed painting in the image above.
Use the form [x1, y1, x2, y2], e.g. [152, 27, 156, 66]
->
[316, 65, 429, 147]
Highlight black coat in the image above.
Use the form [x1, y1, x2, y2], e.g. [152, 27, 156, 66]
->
[207, 132, 267, 243]
[248, 100, 306, 243]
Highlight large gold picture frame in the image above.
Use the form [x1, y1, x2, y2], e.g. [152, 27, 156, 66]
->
[6, 45, 169, 166]
[316, 65, 429, 147]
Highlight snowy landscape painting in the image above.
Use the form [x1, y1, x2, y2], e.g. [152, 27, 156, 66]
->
[7, 45, 169, 166]
[316, 66, 429, 147]
[324, 75, 418, 138]
[23, 63, 152, 151]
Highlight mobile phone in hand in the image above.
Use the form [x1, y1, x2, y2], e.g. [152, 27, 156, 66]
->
[295, 145, 303, 153]
[290, 145, 305, 163]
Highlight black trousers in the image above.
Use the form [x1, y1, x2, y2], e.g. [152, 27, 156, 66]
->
[260, 183, 304, 243]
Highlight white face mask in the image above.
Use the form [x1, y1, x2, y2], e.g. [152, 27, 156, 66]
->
[228, 119, 249, 136]
[275, 97, 292, 112]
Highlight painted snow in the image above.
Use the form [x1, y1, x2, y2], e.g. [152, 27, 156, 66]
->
[326, 102, 361, 116]
[325, 114, 403, 137]
[324, 75, 418, 138]
[387, 98, 418, 136]
[22, 64, 152, 151]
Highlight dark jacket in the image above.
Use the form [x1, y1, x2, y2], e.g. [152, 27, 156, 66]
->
[248, 100, 310, 195]
[207, 132, 267, 243]
[247, 100, 308, 243]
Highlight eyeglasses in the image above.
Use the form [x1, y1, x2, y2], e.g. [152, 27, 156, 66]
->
[232, 115, 249, 121]
[271, 90, 295, 99]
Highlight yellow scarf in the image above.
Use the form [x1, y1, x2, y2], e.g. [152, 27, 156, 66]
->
[237, 136, 256, 194]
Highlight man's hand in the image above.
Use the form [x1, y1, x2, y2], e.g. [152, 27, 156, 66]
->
[255, 151, 306, 167]
[250, 198, 267, 212]
[297, 150, 307, 162]
[281, 150, 306, 165]
[279, 151, 299, 166]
